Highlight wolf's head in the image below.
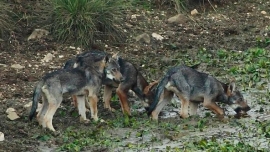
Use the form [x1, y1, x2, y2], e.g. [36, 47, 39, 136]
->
[226, 80, 251, 114]
[142, 80, 159, 108]
[105, 52, 124, 83]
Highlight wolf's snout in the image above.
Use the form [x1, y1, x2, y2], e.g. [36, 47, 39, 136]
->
[120, 77, 125, 82]
[114, 74, 124, 83]
[243, 106, 251, 112]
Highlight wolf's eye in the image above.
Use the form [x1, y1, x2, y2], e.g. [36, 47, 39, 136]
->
[112, 68, 117, 72]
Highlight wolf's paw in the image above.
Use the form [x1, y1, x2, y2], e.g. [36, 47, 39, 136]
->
[150, 112, 159, 121]
[104, 106, 115, 112]
[80, 117, 90, 124]
[180, 112, 189, 119]
[92, 116, 99, 122]
[110, 108, 116, 112]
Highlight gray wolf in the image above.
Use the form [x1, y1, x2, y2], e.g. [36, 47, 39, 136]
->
[146, 65, 251, 120]
[64, 50, 156, 116]
[29, 53, 123, 131]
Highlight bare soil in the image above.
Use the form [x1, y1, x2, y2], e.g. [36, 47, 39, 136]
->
[0, 0, 269, 151]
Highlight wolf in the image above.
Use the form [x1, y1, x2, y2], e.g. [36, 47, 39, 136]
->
[146, 65, 251, 120]
[29, 53, 123, 131]
[64, 50, 157, 116]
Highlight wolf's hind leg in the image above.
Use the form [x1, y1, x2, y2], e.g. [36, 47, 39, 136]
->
[42, 86, 62, 131]
[151, 90, 173, 120]
[37, 93, 49, 127]
[189, 102, 199, 116]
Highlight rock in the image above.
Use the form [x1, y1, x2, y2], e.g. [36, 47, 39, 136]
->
[135, 33, 151, 44]
[0, 132, 4, 141]
[24, 102, 42, 113]
[11, 64, 25, 69]
[6, 107, 16, 114]
[7, 112, 20, 120]
[191, 9, 199, 15]
[69, 46, 76, 49]
[261, 11, 267, 15]
[167, 14, 188, 24]
[42, 53, 54, 62]
[131, 14, 137, 19]
[152, 33, 164, 41]
[28, 29, 49, 40]
[0, 63, 7, 67]
[6, 108, 20, 120]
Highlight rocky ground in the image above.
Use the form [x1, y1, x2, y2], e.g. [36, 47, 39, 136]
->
[0, 0, 270, 151]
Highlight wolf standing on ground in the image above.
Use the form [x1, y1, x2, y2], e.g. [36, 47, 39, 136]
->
[147, 65, 251, 120]
[29, 53, 123, 131]
[64, 50, 157, 116]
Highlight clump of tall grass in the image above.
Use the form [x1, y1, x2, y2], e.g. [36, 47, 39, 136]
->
[0, 2, 15, 39]
[50, 0, 130, 47]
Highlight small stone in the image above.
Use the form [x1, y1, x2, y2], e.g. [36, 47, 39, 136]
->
[69, 46, 76, 49]
[42, 53, 54, 62]
[7, 112, 20, 120]
[6, 108, 16, 114]
[28, 29, 49, 40]
[191, 9, 199, 15]
[0, 64, 7, 67]
[168, 14, 188, 24]
[135, 33, 151, 44]
[24, 102, 42, 113]
[131, 14, 137, 19]
[152, 33, 164, 41]
[261, 11, 267, 15]
[0, 132, 4, 141]
[11, 64, 25, 69]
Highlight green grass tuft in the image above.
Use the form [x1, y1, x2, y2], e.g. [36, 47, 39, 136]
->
[50, 0, 129, 47]
[0, 2, 15, 39]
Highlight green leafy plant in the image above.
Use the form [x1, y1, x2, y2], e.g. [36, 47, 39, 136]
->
[50, 0, 129, 47]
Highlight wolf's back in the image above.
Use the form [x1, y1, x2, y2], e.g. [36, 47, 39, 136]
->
[29, 80, 44, 120]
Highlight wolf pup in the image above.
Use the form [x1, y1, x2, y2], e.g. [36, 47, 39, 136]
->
[65, 50, 156, 116]
[146, 65, 251, 120]
[65, 51, 125, 110]
[29, 53, 123, 131]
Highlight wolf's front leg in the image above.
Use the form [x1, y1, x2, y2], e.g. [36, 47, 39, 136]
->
[103, 85, 115, 112]
[76, 95, 90, 123]
[89, 95, 99, 121]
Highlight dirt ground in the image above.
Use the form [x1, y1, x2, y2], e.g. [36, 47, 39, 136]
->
[0, 0, 270, 151]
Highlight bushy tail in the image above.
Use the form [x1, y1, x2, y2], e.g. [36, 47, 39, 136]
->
[29, 80, 44, 120]
[146, 76, 169, 116]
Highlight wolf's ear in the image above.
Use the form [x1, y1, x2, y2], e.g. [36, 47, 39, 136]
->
[111, 52, 119, 60]
[74, 56, 83, 68]
[227, 79, 236, 95]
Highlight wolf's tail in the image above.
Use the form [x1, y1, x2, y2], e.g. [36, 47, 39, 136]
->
[29, 80, 44, 120]
[146, 76, 169, 116]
